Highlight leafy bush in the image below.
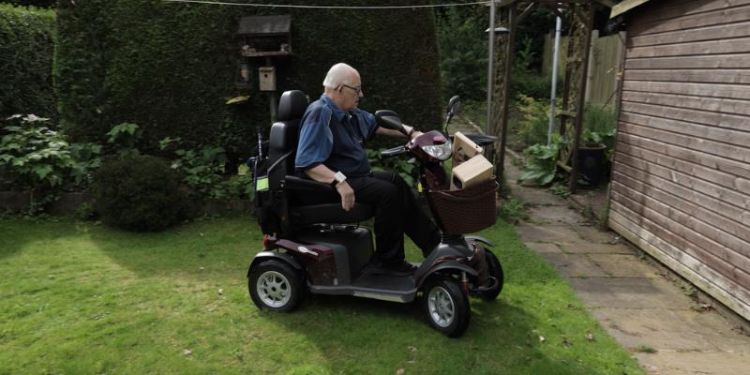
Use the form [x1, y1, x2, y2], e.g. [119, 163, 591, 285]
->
[583, 104, 617, 148]
[0, 4, 56, 119]
[93, 154, 189, 231]
[435, 6, 487, 101]
[512, 70, 555, 100]
[519, 134, 564, 186]
[0, 114, 101, 191]
[367, 149, 418, 187]
[516, 95, 554, 148]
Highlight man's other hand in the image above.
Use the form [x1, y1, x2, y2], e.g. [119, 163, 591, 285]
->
[336, 181, 355, 211]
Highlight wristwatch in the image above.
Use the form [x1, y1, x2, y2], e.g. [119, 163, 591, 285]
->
[331, 171, 347, 187]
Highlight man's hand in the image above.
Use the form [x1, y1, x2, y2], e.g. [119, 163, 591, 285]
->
[410, 130, 424, 140]
[336, 181, 355, 211]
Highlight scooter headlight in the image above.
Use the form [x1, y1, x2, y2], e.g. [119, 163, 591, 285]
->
[421, 141, 452, 161]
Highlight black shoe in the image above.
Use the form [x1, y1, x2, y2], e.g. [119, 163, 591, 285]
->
[382, 260, 417, 275]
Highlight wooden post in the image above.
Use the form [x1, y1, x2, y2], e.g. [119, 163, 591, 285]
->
[568, 3, 595, 193]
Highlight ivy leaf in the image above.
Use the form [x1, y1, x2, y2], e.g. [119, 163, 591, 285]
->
[34, 165, 53, 179]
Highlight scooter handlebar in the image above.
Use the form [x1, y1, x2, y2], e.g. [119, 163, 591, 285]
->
[380, 145, 407, 157]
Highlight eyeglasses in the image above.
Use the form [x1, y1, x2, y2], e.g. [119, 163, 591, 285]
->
[340, 84, 363, 95]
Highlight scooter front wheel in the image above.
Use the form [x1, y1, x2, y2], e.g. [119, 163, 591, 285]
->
[248, 259, 304, 312]
[423, 278, 470, 337]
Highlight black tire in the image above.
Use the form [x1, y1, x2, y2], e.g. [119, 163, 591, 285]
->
[248, 259, 304, 312]
[423, 278, 471, 337]
[478, 249, 504, 302]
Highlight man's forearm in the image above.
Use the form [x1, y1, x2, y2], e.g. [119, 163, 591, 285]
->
[304, 164, 337, 184]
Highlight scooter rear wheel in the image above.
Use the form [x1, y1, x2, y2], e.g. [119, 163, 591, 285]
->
[423, 278, 470, 337]
[248, 259, 304, 312]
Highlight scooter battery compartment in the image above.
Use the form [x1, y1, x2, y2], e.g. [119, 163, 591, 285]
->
[297, 226, 374, 286]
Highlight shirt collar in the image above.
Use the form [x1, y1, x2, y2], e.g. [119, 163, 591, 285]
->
[320, 94, 350, 122]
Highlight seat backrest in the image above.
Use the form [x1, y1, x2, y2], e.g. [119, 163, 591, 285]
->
[268, 90, 309, 189]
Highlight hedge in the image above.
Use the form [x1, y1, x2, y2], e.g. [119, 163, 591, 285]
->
[0, 4, 56, 119]
[55, 0, 443, 156]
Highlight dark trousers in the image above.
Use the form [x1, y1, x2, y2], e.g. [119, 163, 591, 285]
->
[297, 171, 441, 264]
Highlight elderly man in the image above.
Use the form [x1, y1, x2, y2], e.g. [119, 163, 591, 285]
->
[295, 62, 440, 274]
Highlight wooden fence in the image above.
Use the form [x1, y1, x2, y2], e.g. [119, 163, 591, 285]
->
[543, 31, 626, 107]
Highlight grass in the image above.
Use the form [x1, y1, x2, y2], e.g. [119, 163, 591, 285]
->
[0, 217, 643, 374]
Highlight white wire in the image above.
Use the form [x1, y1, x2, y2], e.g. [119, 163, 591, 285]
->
[162, 0, 491, 9]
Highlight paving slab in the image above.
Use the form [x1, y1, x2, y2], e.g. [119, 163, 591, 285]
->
[569, 277, 694, 310]
[634, 351, 750, 375]
[591, 308, 721, 352]
[571, 225, 621, 244]
[539, 253, 609, 278]
[558, 241, 636, 255]
[515, 223, 584, 243]
[588, 254, 662, 279]
[526, 205, 591, 225]
[512, 187, 569, 207]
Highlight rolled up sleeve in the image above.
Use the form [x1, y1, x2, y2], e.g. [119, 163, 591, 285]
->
[295, 105, 333, 170]
[355, 110, 378, 141]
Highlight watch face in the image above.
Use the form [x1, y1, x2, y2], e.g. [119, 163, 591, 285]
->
[334, 171, 346, 183]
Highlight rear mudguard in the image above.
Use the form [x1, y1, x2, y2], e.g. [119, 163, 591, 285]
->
[416, 260, 478, 289]
[247, 251, 303, 278]
[466, 235, 494, 248]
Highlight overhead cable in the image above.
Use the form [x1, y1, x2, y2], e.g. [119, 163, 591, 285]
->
[162, 0, 491, 9]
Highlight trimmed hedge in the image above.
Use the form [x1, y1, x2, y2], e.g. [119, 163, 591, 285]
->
[55, 0, 442, 156]
[0, 4, 56, 119]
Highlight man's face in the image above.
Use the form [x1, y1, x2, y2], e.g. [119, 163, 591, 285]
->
[339, 75, 363, 111]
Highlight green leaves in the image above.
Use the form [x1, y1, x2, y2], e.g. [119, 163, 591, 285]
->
[0, 114, 101, 192]
[519, 134, 565, 186]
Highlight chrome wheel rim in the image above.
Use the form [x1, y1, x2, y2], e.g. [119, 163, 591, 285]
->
[257, 271, 291, 308]
[428, 286, 455, 328]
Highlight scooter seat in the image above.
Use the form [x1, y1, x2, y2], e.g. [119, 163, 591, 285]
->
[290, 203, 373, 225]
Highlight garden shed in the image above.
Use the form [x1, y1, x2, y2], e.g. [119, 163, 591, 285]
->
[608, 0, 750, 320]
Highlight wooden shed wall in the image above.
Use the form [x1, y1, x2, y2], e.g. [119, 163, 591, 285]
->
[609, 0, 750, 320]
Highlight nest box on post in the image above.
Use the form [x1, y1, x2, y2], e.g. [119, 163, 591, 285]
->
[236, 15, 292, 119]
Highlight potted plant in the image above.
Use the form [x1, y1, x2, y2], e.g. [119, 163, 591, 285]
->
[572, 105, 616, 186]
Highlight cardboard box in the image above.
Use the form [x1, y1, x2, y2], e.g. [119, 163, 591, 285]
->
[451, 154, 494, 190]
[452, 131, 483, 167]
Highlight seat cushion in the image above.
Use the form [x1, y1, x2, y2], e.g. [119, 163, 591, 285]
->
[290, 203, 373, 225]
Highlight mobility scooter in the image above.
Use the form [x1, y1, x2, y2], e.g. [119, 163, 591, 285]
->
[247, 90, 503, 337]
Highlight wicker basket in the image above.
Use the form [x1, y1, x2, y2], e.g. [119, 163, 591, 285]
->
[427, 179, 497, 235]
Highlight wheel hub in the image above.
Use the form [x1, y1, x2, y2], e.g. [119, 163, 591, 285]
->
[428, 286, 455, 328]
[257, 270, 291, 308]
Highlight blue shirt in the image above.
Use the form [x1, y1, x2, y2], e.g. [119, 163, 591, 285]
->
[295, 94, 378, 177]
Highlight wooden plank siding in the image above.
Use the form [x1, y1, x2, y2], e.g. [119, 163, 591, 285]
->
[610, 0, 750, 320]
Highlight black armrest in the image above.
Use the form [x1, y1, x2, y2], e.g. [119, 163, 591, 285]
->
[283, 175, 335, 193]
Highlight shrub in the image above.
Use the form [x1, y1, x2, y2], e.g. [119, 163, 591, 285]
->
[93, 154, 188, 231]
[519, 134, 564, 186]
[512, 70, 555, 100]
[435, 5, 487, 101]
[0, 114, 100, 198]
[516, 95, 553, 148]
[583, 104, 617, 148]
[0, 4, 56, 119]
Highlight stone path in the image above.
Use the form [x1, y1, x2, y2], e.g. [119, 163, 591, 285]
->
[504, 158, 750, 375]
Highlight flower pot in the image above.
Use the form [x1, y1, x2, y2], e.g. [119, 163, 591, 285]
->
[576, 144, 607, 186]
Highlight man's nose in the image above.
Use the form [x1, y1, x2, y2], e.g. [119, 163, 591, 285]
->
[359, 90, 364, 98]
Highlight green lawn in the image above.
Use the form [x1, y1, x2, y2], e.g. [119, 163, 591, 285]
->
[0, 217, 643, 374]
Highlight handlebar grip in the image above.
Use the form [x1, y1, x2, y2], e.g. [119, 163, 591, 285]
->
[380, 145, 407, 157]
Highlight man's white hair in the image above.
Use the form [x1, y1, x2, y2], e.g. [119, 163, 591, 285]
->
[323, 63, 356, 89]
